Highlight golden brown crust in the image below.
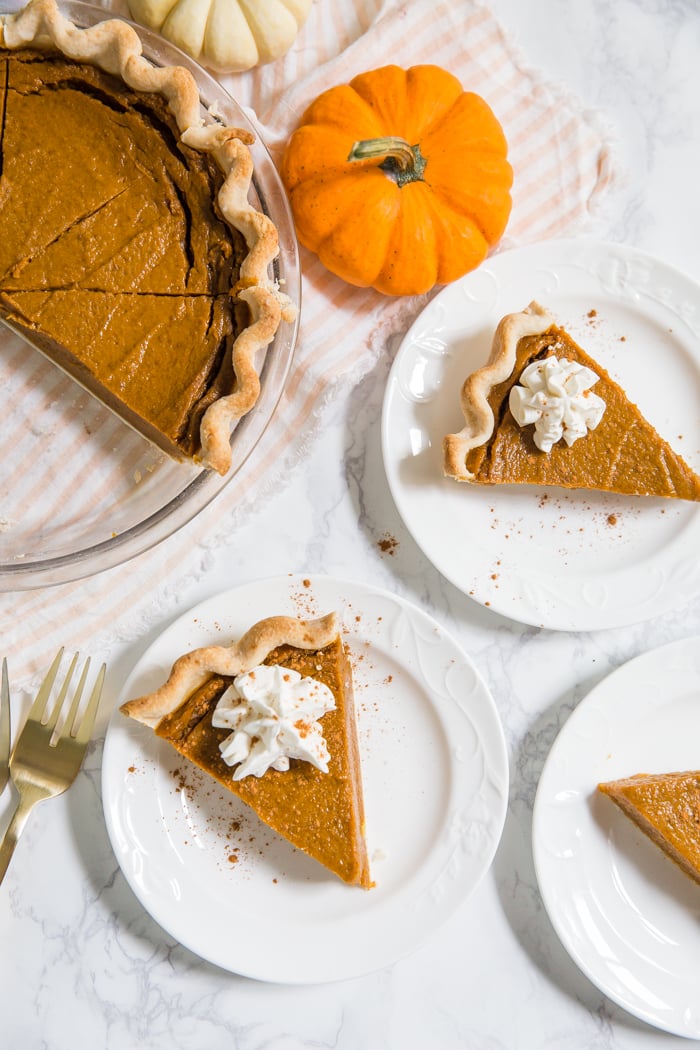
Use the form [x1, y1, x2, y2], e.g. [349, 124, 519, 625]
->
[121, 613, 339, 727]
[1, 0, 296, 475]
[443, 301, 554, 481]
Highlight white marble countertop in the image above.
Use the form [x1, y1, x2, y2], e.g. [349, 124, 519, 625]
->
[3, 0, 700, 1046]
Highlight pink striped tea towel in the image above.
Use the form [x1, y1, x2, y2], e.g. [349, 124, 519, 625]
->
[0, 0, 618, 681]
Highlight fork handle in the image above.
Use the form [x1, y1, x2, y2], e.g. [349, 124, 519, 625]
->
[0, 784, 45, 886]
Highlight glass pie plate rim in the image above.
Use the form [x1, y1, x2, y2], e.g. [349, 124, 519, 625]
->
[0, 0, 300, 590]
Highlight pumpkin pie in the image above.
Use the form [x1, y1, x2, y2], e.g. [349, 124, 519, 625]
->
[598, 771, 700, 886]
[0, 0, 295, 475]
[443, 302, 700, 500]
[121, 613, 372, 888]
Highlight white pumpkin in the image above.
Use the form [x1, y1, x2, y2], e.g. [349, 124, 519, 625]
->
[128, 0, 312, 73]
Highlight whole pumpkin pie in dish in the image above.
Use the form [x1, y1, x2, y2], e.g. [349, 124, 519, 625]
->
[0, 0, 296, 475]
[121, 612, 372, 889]
[443, 302, 700, 501]
[598, 771, 700, 886]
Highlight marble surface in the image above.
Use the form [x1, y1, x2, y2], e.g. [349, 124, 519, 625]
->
[2, 0, 700, 1046]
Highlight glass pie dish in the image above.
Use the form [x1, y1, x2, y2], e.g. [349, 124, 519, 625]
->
[0, 0, 300, 590]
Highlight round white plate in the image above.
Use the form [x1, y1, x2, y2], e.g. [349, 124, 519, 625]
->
[532, 636, 700, 1037]
[381, 239, 700, 631]
[102, 574, 508, 983]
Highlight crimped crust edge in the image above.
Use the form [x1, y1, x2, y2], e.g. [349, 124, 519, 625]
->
[443, 301, 554, 481]
[121, 613, 340, 727]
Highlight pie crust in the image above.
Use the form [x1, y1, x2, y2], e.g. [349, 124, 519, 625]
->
[443, 301, 700, 500]
[122, 612, 340, 726]
[121, 613, 372, 888]
[598, 771, 700, 886]
[0, 0, 296, 474]
[443, 302, 555, 480]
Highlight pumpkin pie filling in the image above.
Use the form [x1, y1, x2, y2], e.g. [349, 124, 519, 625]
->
[0, 0, 295, 473]
[121, 613, 372, 889]
[0, 51, 235, 293]
[1, 286, 238, 452]
[598, 771, 700, 886]
[0, 46, 249, 460]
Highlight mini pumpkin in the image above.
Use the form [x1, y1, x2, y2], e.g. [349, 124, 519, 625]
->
[127, 0, 312, 73]
[281, 64, 513, 296]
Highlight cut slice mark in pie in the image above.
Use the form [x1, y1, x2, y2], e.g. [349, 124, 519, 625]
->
[0, 52, 240, 298]
[0, 286, 236, 456]
[443, 301, 700, 501]
[120, 613, 372, 889]
[598, 771, 700, 886]
[0, 193, 199, 296]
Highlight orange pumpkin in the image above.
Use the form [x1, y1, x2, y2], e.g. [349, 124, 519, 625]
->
[281, 64, 513, 296]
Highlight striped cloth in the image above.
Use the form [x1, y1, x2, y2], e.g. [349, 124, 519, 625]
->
[0, 0, 618, 681]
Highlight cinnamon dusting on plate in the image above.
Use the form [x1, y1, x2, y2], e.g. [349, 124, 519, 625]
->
[378, 533, 399, 556]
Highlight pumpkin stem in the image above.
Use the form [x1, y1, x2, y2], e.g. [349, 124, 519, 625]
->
[348, 137, 427, 187]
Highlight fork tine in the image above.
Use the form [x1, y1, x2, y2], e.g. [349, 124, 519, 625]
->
[72, 662, 106, 746]
[58, 656, 90, 740]
[44, 652, 79, 734]
[26, 649, 64, 723]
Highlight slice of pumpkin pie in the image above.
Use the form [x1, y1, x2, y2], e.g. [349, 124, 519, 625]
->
[598, 771, 700, 886]
[121, 613, 372, 888]
[443, 301, 700, 500]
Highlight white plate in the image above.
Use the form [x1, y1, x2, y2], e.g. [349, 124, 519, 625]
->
[102, 574, 508, 983]
[381, 239, 700, 631]
[532, 636, 700, 1037]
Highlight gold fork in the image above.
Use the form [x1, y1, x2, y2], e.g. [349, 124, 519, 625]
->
[0, 649, 106, 886]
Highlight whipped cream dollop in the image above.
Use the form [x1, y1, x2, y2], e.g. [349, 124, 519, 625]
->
[508, 354, 605, 453]
[211, 663, 335, 780]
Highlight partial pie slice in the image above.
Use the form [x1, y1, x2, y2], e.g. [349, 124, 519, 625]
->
[0, 0, 296, 474]
[443, 301, 700, 500]
[598, 771, 700, 886]
[121, 613, 372, 888]
[1, 288, 236, 454]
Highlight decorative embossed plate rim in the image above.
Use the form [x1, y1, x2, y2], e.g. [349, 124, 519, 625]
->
[532, 636, 700, 1037]
[102, 574, 508, 983]
[381, 238, 700, 630]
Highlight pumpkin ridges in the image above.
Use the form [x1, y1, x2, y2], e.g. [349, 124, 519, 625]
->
[428, 174, 512, 245]
[282, 125, 378, 190]
[425, 148, 514, 187]
[288, 173, 364, 250]
[318, 192, 401, 290]
[348, 65, 465, 145]
[418, 189, 491, 284]
[202, 0, 256, 71]
[235, 0, 300, 63]
[374, 182, 439, 295]
[348, 65, 414, 141]
[290, 171, 400, 285]
[420, 91, 512, 245]
[296, 83, 385, 138]
[162, 0, 210, 63]
[402, 65, 466, 143]
[424, 149, 513, 245]
[422, 91, 510, 159]
[128, 0, 311, 72]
